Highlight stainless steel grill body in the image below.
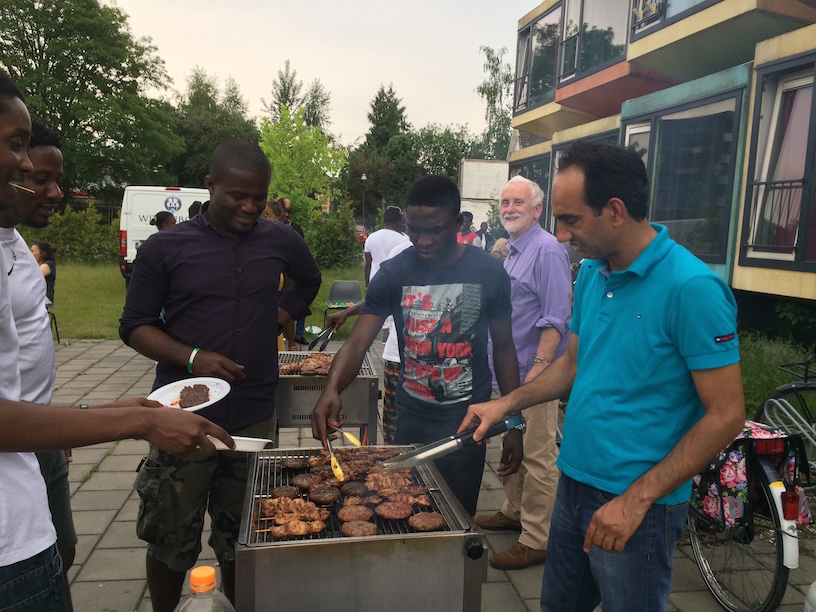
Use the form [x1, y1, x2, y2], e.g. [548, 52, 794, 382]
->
[275, 352, 378, 436]
[235, 447, 487, 611]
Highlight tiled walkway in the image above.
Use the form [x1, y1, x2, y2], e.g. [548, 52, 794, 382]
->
[51, 340, 815, 611]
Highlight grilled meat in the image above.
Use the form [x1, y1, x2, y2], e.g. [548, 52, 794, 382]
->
[341, 520, 378, 537]
[178, 384, 209, 408]
[408, 512, 445, 532]
[337, 505, 374, 522]
[309, 485, 340, 506]
[375, 501, 413, 521]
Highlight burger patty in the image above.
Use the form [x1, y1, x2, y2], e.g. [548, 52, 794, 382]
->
[374, 501, 413, 521]
[408, 511, 446, 532]
[340, 481, 368, 497]
[270, 485, 299, 499]
[337, 505, 374, 522]
[292, 473, 322, 491]
[341, 520, 378, 537]
[178, 384, 209, 408]
[309, 485, 341, 506]
[281, 457, 309, 471]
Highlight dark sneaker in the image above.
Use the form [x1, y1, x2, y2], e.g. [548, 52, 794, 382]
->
[474, 512, 522, 532]
[489, 542, 547, 570]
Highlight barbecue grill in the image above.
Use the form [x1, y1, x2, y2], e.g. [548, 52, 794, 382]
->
[235, 447, 488, 611]
[276, 351, 379, 440]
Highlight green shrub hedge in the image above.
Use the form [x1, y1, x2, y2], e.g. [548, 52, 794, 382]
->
[19, 205, 118, 263]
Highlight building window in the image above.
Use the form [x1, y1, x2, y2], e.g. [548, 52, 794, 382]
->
[625, 97, 738, 263]
[561, 0, 627, 81]
[745, 68, 815, 263]
[515, 6, 561, 114]
[510, 154, 552, 230]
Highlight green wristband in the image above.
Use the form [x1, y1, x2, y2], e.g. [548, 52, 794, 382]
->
[187, 347, 201, 374]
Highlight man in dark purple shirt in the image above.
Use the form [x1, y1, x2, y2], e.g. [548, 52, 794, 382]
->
[119, 139, 321, 611]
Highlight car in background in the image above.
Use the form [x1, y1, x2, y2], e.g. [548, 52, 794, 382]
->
[355, 223, 368, 245]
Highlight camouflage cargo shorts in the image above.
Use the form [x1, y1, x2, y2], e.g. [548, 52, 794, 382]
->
[134, 416, 275, 572]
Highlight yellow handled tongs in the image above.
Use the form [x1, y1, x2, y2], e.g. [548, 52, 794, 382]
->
[330, 426, 361, 447]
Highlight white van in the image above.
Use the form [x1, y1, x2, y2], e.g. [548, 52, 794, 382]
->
[118, 186, 209, 286]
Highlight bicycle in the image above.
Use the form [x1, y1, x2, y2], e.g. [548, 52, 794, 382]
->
[754, 354, 816, 483]
[687, 420, 808, 612]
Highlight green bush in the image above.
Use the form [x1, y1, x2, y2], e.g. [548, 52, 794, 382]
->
[305, 200, 361, 269]
[738, 330, 811, 413]
[19, 205, 118, 263]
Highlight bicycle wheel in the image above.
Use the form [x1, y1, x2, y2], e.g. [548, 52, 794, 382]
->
[754, 382, 816, 482]
[688, 455, 788, 612]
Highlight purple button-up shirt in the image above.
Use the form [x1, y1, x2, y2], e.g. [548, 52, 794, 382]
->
[489, 224, 572, 387]
[120, 210, 321, 431]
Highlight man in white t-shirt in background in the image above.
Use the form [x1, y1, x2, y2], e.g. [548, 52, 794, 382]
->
[364, 205, 408, 343]
[364, 205, 408, 287]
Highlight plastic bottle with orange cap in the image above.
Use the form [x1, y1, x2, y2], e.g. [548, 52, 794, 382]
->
[172, 565, 235, 611]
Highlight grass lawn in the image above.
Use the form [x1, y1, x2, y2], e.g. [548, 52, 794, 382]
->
[53, 262, 365, 341]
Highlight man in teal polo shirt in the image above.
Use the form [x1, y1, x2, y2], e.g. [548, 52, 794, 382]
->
[460, 140, 745, 611]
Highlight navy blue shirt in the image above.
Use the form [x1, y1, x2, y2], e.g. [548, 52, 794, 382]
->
[120, 210, 321, 431]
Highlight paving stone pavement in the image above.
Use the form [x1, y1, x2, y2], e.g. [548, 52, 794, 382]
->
[49, 339, 815, 611]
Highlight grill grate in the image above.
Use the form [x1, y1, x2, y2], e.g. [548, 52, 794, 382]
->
[245, 448, 465, 546]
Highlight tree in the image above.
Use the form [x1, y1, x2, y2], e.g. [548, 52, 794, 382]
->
[411, 124, 475, 182]
[169, 68, 260, 187]
[259, 105, 346, 226]
[0, 0, 183, 196]
[474, 46, 513, 160]
[262, 60, 331, 130]
[365, 84, 410, 153]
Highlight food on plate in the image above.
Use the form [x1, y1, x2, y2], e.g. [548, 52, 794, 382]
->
[292, 473, 323, 491]
[309, 485, 341, 506]
[279, 353, 334, 376]
[337, 505, 374, 522]
[408, 511, 446, 532]
[341, 520, 378, 537]
[375, 501, 413, 521]
[281, 457, 309, 471]
[178, 383, 210, 408]
[270, 485, 299, 499]
[340, 481, 368, 497]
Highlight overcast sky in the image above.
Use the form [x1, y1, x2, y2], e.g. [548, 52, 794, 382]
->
[117, 0, 537, 146]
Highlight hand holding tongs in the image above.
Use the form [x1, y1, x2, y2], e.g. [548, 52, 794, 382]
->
[307, 324, 335, 351]
[381, 414, 526, 471]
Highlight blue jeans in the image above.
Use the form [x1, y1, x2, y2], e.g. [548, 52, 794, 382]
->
[0, 543, 67, 611]
[393, 410, 485, 516]
[540, 474, 687, 612]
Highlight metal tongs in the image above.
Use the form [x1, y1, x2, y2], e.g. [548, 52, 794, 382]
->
[381, 414, 526, 472]
[307, 325, 336, 352]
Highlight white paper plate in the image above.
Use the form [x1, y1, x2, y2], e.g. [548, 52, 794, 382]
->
[147, 377, 231, 412]
[208, 435, 272, 452]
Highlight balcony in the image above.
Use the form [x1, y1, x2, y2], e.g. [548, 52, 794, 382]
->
[628, 0, 816, 82]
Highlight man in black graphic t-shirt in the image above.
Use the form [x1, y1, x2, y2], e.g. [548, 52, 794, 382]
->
[311, 175, 520, 515]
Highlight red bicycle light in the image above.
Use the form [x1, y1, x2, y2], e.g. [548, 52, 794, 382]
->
[781, 490, 799, 521]
[754, 439, 785, 455]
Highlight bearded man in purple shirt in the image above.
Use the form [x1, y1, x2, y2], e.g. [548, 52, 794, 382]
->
[476, 175, 572, 570]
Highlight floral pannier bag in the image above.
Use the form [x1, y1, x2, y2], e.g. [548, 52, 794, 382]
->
[690, 420, 811, 528]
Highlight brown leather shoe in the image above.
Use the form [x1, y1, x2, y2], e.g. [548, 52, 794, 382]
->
[489, 542, 547, 570]
[474, 512, 522, 532]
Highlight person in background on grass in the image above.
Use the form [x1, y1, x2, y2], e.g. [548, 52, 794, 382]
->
[151, 210, 176, 231]
[279, 197, 309, 345]
[120, 139, 321, 612]
[459, 140, 745, 611]
[30, 240, 56, 305]
[475, 175, 572, 571]
[262, 198, 296, 351]
[0, 120, 78, 609]
[188, 200, 202, 218]
[476, 221, 494, 251]
[456, 210, 480, 246]
[364, 205, 408, 344]
[312, 175, 522, 516]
